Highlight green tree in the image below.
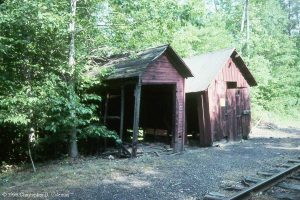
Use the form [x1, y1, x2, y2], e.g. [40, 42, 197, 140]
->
[0, 0, 118, 163]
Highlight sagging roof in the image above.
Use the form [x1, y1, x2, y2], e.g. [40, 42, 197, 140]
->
[184, 48, 257, 93]
[86, 44, 193, 80]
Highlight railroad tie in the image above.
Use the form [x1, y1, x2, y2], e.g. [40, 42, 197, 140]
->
[257, 171, 275, 177]
[289, 175, 300, 181]
[203, 192, 227, 200]
[288, 159, 300, 164]
[277, 182, 300, 191]
[243, 176, 263, 184]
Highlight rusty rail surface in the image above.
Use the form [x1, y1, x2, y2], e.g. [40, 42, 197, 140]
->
[227, 163, 300, 200]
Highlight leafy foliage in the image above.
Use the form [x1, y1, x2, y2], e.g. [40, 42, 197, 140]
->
[0, 0, 299, 162]
[0, 0, 118, 162]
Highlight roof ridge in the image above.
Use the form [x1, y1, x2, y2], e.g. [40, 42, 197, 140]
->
[186, 47, 235, 59]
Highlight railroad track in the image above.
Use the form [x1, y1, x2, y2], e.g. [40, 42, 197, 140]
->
[204, 157, 300, 200]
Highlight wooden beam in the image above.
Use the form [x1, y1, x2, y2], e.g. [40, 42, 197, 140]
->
[106, 116, 120, 120]
[203, 91, 213, 146]
[132, 78, 141, 157]
[119, 85, 125, 141]
[182, 79, 186, 148]
[171, 85, 176, 148]
[103, 93, 109, 151]
[103, 93, 109, 125]
[108, 95, 120, 99]
[197, 93, 205, 146]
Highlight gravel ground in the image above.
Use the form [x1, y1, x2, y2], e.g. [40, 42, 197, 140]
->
[1, 125, 299, 200]
[70, 125, 300, 200]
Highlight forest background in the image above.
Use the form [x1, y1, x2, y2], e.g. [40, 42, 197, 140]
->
[0, 0, 299, 164]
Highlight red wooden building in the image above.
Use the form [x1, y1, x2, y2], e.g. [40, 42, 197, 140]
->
[184, 48, 257, 147]
[87, 45, 193, 156]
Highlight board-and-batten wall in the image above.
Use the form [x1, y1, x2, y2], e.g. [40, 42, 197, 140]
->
[207, 57, 251, 143]
[142, 54, 185, 152]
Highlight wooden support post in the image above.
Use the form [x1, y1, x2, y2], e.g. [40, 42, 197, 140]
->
[118, 86, 125, 157]
[132, 78, 141, 157]
[103, 93, 109, 151]
[203, 91, 213, 146]
[104, 93, 109, 125]
[119, 86, 125, 141]
[197, 93, 205, 146]
[171, 85, 176, 148]
[182, 80, 186, 149]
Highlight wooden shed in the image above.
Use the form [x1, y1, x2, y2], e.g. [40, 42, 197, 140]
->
[184, 48, 257, 147]
[87, 45, 193, 156]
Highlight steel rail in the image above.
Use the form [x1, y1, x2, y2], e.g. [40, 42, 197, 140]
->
[227, 163, 300, 200]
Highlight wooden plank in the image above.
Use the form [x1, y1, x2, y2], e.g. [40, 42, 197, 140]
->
[203, 192, 227, 200]
[257, 171, 275, 177]
[236, 89, 242, 139]
[171, 84, 176, 148]
[119, 143, 131, 157]
[272, 192, 300, 200]
[277, 182, 300, 191]
[275, 164, 292, 168]
[106, 116, 120, 120]
[177, 83, 184, 152]
[132, 78, 141, 157]
[243, 176, 263, 184]
[222, 185, 245, 191]
[288, 159, 300, 163]
[173, 83, 180, 152]
[108, 95, 120, 99]
[207, 84, 216, 142]
[103, 93, 109, 151]
[119, 85, 125, 142]
[103, 93, 109, 125]
[203, 91, 212, 146]
[232, 89, 237, 140]
[183, 79, 186, 146]
[289, 175, 300, 181]
[197, 93, 205, 146]
[243, 88, 251, 138]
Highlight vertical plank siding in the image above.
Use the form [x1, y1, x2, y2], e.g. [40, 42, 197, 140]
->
[142, 55, 185, 152]
[206, 58, 251, 142]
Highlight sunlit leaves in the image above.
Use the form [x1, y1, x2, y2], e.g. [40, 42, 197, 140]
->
[0, 0, 117, 142]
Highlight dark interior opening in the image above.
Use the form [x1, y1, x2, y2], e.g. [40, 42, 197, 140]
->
[227, 81, 237, 89]
[186, 93, 199, 145]
[102, 84, 175, 145]
[140, 84, 174, 144]
[101, 85, 135, 143]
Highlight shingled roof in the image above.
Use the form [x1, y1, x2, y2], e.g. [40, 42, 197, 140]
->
[184, 48, 257, 93]
[86, 44, 193, 80]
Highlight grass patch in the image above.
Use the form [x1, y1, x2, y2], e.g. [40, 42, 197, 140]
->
[0, 154, 163, 194]
[252, 109, 300, 128]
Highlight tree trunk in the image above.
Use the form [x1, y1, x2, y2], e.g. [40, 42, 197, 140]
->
[213, 0, 218, 12]
[69, 127, 78, 158]
[241, 1, 246, 32]
[68, 0, 78, 159]
[28, 128, 36, 172]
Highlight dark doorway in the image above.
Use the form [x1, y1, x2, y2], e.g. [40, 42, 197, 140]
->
[101, 84, 176, 145]
[140, 84, 175, 144]
[186, 93, 199, 145]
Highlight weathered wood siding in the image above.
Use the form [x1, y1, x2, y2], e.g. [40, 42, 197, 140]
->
[207, 58, 251, 141]
[142, 54, 185, 152]
[197, 91, 212, 146]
